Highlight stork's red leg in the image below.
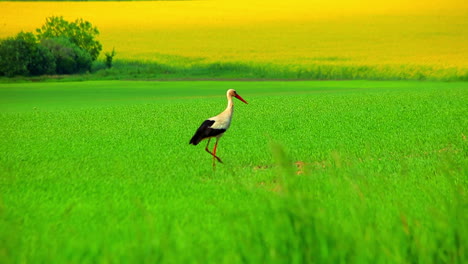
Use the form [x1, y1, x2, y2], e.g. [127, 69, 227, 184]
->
[205, 138, 214, 158]
[204, 138, 223, 164]
[213, 137, 223, 164]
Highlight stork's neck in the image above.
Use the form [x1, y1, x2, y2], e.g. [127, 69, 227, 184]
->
[226, 95, 234, 111]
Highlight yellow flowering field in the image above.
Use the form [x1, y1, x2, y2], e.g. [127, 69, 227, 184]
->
[1, 1, 467, 79]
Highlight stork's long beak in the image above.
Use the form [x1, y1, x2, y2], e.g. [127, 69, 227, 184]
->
[235, 94, 248, 104]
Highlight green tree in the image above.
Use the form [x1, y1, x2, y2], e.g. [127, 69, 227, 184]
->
[0, 32, 55, 77]
[36, 16, 102, 61]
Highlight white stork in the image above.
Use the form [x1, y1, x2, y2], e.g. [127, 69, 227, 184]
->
[190, 89, 248, 166]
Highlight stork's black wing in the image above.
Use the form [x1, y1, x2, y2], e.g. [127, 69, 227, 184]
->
[189, 120, 226, 145]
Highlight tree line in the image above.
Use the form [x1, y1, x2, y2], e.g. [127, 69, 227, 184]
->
[0, 16, 114, 77]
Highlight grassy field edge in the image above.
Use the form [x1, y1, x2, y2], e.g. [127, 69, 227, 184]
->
[1, 59, 467, 83]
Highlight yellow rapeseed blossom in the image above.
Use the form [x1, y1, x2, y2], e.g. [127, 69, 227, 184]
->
[1, 1, 467, 77]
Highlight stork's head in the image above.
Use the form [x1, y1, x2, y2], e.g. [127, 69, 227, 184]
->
[227, 89, 248, 104]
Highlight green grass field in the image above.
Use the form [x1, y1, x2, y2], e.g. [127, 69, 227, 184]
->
[1, 80, 467, 263]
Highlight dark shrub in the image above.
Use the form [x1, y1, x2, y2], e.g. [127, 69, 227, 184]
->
[41, 37, 92, 74]
[105, 48, 116, 69]
[29, 44, 56, 76]
[0, 32, 55, 77]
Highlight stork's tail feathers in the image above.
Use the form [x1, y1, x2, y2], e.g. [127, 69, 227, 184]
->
[189, 134, 203, 145]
